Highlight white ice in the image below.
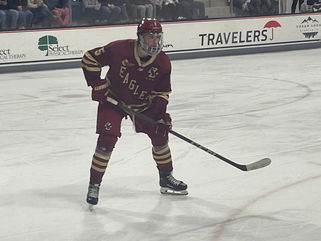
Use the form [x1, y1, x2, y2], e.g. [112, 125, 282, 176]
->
[1, 48, 321, 241]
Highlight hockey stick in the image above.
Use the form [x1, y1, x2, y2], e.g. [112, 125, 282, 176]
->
[106, 97, 271, 171]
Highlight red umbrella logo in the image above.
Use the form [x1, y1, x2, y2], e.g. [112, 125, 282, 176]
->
[264, 20, 281, 40]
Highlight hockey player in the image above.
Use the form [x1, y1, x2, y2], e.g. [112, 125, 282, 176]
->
[82, 18, 188, 206]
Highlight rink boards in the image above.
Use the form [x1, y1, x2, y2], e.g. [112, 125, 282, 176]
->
[0, 13, 320, 72]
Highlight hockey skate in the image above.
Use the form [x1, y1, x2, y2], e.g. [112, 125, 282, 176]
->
[159, 172, 188, 195]
[86, 184, 100, 207]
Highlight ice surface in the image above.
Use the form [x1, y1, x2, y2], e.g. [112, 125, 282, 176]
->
[1, 48, 321, 241]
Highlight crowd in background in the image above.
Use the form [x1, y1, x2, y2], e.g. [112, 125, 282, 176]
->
[0, 0, 207, 30]
[0, 0, 70, 30]
[0, 0, 320, 31]
[231, 0, 321, 15]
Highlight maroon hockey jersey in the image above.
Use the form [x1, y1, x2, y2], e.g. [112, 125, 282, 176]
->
[82, 39, 172, 113]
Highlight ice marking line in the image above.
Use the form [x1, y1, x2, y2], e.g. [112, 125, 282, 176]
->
[212, 174, 321, 241]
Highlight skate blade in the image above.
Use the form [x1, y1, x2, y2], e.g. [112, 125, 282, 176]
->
[160, 187, 188, 195]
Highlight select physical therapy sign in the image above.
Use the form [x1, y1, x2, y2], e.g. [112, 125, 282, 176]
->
[0, 13, 320, 69]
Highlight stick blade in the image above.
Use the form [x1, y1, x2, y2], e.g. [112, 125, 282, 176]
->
[245, 158, 271, 171]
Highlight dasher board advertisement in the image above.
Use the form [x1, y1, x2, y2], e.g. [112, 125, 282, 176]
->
[0, 13, 320, 69]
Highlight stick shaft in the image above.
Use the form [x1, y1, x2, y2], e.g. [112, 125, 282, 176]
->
[106, 97, 270, 171]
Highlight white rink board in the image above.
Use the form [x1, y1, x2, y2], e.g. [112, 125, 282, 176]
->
[0, 13, 320, 69]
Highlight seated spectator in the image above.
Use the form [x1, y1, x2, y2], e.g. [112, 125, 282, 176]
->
[44, 0, 70, 26]
[82, 0, 104, 24]
[261, 0, 272, 14]
[8, 0, 20, 29]
[0, 0, 8, 30]
[17, 0, 33, 29]
[154, 0, 180, 20]
[125, 0, 139, 22]
[242, 0, 260, 15]
[180, 0, 206, 19]
[241, 0, 272, 15]
[99, 0, 122, 24]
[301, 0, 321, 12]
[152, 0, 163, 19]
[291, 0, 304, 12]
[83, 0, 120, 24]
[0, 0, 20, 30]
[28, 0, 53, 27]
[312, 0, 321, 11]
[69, 0, 82, 24]
[133, 0, 154, 19]
[102, 0, 130, 22]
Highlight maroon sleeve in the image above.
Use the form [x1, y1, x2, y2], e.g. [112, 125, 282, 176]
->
[81, 42, 115, 87]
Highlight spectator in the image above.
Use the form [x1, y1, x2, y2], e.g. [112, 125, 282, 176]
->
[180, 0, 206, 19]
[242, 0, 260, 15]
[261, 0, 272, 14]
[152, 0, 162, 18]
[291, 0, 304, 12]
[133, 0, 154, 19]
[103, 0, 130, 22]
[152, 0, 165, 19]
[0, 0, 20, 30]
[0, 0, 8, 30]
[311, 0, 321, 11]
[244, 0, 272, 15]
[83, 0, 118, 24]
[278, 0, 287, 13]
[125, 0, 139, 22]
[99, 0, 121, 24]
[45, 0, 70, 26]
[83, 0, 106, 24]
[155, 0, 183, 20]
[6, 0, 20, 29]
[69, 0, 82, 24]
[17, 0, 33, 29]
[28, 0, 53, 27]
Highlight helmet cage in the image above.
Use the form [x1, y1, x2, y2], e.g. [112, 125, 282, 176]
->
[138, 32, 163, 56]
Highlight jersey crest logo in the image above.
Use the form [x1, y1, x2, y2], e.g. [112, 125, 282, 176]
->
[104, 122, 112, 131]
[147, 67, 159, 80]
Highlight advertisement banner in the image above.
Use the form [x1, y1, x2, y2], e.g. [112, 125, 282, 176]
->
[0, 13, 320, 68]
[163, 14, 321, 52]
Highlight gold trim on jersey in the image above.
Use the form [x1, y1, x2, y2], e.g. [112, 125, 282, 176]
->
[84, 51, 99, 65]
[126, 102, 150, 113]
[82, 64, 101, 72]
[134, 40, 157, 67]
[82, 51, 101, 72]
[150, 91, 170, 101]
[82, 55, 99, 66]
